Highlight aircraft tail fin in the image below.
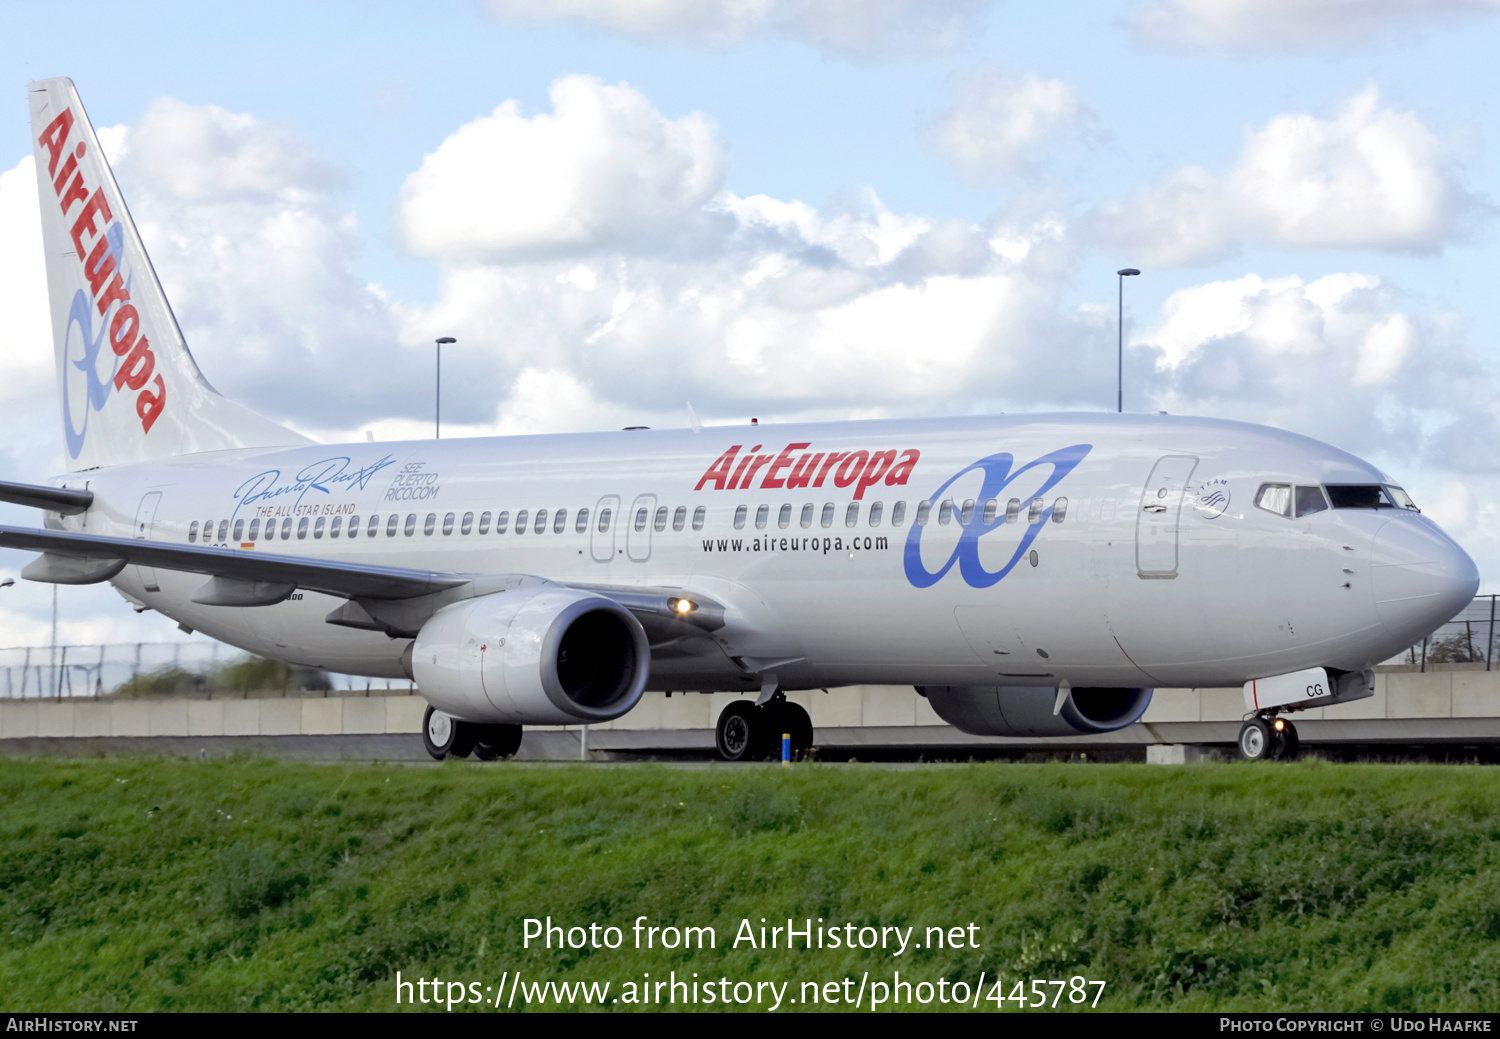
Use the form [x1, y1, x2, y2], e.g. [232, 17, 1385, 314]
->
[28, 78, 310, 472]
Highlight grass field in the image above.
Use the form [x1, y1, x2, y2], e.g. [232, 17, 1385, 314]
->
[3, 756, 1500, 1012]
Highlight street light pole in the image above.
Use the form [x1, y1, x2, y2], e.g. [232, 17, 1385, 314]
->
[435, 337, 455, 438]
[1116, 268, 1140, 413]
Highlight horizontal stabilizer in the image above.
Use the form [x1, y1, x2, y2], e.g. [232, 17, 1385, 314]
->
[0, 525, 468, 601]
[0, 480, 93, 515]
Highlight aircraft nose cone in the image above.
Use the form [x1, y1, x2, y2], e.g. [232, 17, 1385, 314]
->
[1371, 518, 1480, 645]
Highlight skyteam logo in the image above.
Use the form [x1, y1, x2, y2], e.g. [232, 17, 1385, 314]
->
[903, 444, 1091, 589]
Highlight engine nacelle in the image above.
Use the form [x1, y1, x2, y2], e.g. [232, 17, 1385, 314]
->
[919, 684, 1153, 737]
[412, 587, 650, 725]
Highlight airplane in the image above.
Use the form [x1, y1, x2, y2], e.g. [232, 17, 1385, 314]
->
[0, 78, 1480, 763]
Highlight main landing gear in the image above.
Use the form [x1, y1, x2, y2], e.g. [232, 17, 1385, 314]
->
[715, 693, 814, 762]
[1237, 714, 1300, 762]
[423, 705, 523, 761]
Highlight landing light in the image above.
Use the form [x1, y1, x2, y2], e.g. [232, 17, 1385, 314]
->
[1273, 718, 1285, 731]
[670, 597, 697, 615]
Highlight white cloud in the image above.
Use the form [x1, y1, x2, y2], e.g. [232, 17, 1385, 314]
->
[400, 76, 728, 262]
[1089, 88, 1488, 265]
[1132, 0, 1500, 50]
[925, 65, 1091, 185]
[1133, 271, 1500, 472]
[486, 0, 994, 57]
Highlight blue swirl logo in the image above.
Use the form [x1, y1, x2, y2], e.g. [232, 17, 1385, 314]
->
[61, 223, 129, 460]
[903, 444, 1091, 589]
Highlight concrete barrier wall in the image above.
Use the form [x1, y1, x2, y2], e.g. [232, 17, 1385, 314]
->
[3, 670, 1497, 740]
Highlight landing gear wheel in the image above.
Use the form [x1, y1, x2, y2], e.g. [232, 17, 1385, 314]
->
[423, 705, 457, 761]
[1238, 717, 1274, 761]
[716, 700, 761, 761]
[1272, 720, 1300, 761]
[473, 724, 524, 761]
[423, 705, 478, 760]
[771, 702, 814, 759]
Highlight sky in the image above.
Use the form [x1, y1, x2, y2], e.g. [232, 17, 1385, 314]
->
[0, 0, 1499, 654]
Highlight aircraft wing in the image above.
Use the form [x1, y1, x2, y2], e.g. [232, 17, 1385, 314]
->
[0, 525, 467, 601]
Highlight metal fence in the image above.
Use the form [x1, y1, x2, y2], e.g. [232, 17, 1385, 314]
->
[1392, 594, 1500, 671]
[0, 641, 415, 699]
[3, 594, 1497, 697]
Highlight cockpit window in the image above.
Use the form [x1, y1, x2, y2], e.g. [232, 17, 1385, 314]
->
[1295, 485, 1328, 518]
[1255, 483, 1291, 517]
[1325, 484, 1417, 511]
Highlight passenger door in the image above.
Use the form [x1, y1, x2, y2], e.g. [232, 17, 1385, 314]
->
[590, 494, 620, 563]
[134, 491, 162, 592]
[1136, 456, 1197, 578]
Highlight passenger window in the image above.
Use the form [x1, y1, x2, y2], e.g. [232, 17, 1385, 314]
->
[891, 501, 906, 527]
[1051, 497, 1068, 523]
[868, 501, 883, 526]
[515, 509, 528, 533]
[233, 519, 245, 541]
[188, 520, 199, 543]
[734, 505, 747, 529]
[347, 515, 359, 539]
[845, 502, 859, 527]
[635, 508, 648, 532]
[203, 519, 213, 542]
[755, 504, 769, 529]
[534, 509, 548, 534]
[368, 515, 381, 538]
[653, 507, 667, 532]
[960, 499, 975, 525]
[423, 513, 436, 536]
[330, 516, 342, 538]
[495, 511, 509, 534]
[821, 503, 835, 528]
[1027, 498, 1044, 524]
[776, 504, 791, 529]
[248, 519, 260, 540]
[938, 500, 954, 525]
[442, 513, 455, 535]
[576, 508, 589, 533]
[218, 520, 230, 542]
[800, 503, 814, 528]
[1006, 498, 1021, 523]
[1256, 484, 1292, 517]
[278, 518, 291, 539]
[594, 508, 608, 532]
[692, 506, 705, 531]
[297, 517, 309, 540]
[478, 511, 491, 535]
[915, 501, 931, 526]
[461, 512, 473, 535]
[674, 506, 687, 531]
[1295, 486, 1328, 518]
[982, 499, 998, 524]
[404, 513, 416, 536]
[554, 509, 567, 534]
[312, 517, 325, 539]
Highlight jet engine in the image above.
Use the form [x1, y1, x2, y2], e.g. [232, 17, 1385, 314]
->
[918, 684, 1153, 737]
[411, 587, 649, 726]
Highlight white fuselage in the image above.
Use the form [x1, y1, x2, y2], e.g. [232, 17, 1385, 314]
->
[53, 412, 1478, 695]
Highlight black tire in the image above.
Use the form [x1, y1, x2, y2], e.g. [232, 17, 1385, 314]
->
[1238, 718, 1274, 761]
[716, 700, 761, 761]
[1273, 720, 1300, 761]
[422, 704, 457, 761]
[473, 724, 524, 761]
[773, 701, 814, 760]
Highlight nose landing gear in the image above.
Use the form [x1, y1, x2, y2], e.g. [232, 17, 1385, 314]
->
[1238, 714, 1300, 761]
